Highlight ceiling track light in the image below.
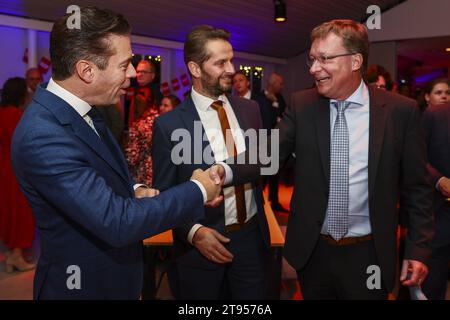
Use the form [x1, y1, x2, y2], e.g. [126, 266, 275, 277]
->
[274, 0, 286, 23]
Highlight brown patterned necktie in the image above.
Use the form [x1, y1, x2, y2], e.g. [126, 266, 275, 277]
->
[210, 100, 247, 224]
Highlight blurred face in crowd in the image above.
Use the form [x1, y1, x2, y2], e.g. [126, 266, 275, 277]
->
[90, 35, 136, 105]
[375, 75, 386, 90]
[269, 73, 284, 94]
[136, 60, 155, 87]
[159, 97, 174, 114]
[26, 69, 43, 92]
[309, 33, 363, 100]
[233, 73, 250, 97]
[190, 39, 235, 99]
[425, 82, 450, 106]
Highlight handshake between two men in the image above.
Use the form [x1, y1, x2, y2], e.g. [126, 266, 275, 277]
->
[135, 164, 231, 265]
[135, 164, 226, 207]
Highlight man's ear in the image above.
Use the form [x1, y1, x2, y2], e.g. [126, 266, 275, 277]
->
[351, 53, 363, 72]
[187, 61, 201, 79]
[75, 60, 95, 83]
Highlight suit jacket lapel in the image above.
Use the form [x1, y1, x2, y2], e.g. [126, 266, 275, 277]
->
[179, 97, 214, 166]
[314, 97, 331, 185]
[34, 86, 130, 185]
[72, 121, 129, 181]
[368, 88, 389, 200]
[227, 95, 250, 131]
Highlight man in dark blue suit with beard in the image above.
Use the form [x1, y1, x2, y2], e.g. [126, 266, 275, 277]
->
[152, 25, 270, 299]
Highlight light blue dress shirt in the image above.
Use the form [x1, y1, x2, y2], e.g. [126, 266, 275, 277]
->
[321, 80, 371, 237]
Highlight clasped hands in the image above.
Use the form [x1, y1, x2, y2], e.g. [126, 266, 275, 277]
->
[190, 165, 233, 264]
[190, 164, 226, 207]
[134, 164, 226, 208]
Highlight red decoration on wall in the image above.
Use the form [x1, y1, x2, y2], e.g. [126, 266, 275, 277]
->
[180, 73, 190, 87]
[161, 82, 171, 96]
[171, 78, 180, 91]
[38, 57, 51, 74]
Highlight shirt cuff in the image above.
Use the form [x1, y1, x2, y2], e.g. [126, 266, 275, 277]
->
[216, 162, 233, 185]
[190, 179, 207, 203]
[187, 224, 203, 245]
[133, 183, 149, 190]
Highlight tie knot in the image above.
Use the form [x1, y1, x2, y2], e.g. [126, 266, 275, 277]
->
[334, 101, 350, 113]
[210, 100, 224, 111]
[87, 106, 100, 120]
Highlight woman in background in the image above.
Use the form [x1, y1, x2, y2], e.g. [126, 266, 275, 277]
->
[125, 94, 181, 185]
[424, 78, 450, 107]
[0, 77, 35, 273]
[159, 94, 181, 114]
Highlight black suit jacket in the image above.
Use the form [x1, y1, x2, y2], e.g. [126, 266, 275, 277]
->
[254, 91, 287, 130]
[422, 103, 450, 246]
[152, 95, 270, 269]
[230, 86, 434, 292]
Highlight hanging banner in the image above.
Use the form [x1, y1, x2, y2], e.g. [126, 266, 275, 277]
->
[171, 78, 180, 91]
[161, 82, 171, 96]
[180, 73, 190, 87]
[38, 57, 51, 74]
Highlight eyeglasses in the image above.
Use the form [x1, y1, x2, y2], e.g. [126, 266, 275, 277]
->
[306, 52, 355, 68]
[136, 70, 154, 74]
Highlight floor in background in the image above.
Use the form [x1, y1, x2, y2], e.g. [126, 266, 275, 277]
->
[1, 183, 449, 300]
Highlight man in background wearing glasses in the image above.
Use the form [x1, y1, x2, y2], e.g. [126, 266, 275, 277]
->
[278, 19, 434, 299]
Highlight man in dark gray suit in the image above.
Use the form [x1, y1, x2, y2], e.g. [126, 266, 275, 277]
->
[212, 19, 434, 299]
[422, 102, 450, 300]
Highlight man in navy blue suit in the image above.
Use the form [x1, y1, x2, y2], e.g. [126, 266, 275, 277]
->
[152, 25, 270, 299]
[11, 6, 221, 299]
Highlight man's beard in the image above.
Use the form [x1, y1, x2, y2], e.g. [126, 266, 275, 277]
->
[200, 69, 232, 97]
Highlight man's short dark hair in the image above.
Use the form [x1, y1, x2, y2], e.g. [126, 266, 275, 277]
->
[50, 6, 131, 80]
[184, 25, 230, 68]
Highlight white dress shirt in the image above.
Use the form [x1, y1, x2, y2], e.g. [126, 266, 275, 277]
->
[321, 80, 371, 237]
[187, 87, 258, 243]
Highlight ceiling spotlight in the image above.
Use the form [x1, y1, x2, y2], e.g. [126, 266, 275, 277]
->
[274, 0, 286, 22]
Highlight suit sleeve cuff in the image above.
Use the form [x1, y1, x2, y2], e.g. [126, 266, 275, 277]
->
[217, 162, 233, 185]
[190, 179, 207, 203]
[187, 224, 203, 245]
[133, 183, 149, 190]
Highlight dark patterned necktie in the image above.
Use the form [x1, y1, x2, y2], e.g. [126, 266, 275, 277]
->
[327, 100, 350, 241]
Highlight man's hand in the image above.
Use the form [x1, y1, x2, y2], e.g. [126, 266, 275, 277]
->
[135, 186, 160, 198]
[266, 92, 278, 103]
[209, 164, 225, 186]
[192, 226, 233, 264]
[400, 259, 428, 286]
[437, 177, 450, 198]
[191, 169, 221, 201]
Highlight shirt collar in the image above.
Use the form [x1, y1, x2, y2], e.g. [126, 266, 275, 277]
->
[330, 80, 369, 108]
[46, 78, 92, 117]
[243, 90, 251, 100]
[191, 86, 229, 112]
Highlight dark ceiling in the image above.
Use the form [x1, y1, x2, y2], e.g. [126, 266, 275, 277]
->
[0, 0, 403, 58]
